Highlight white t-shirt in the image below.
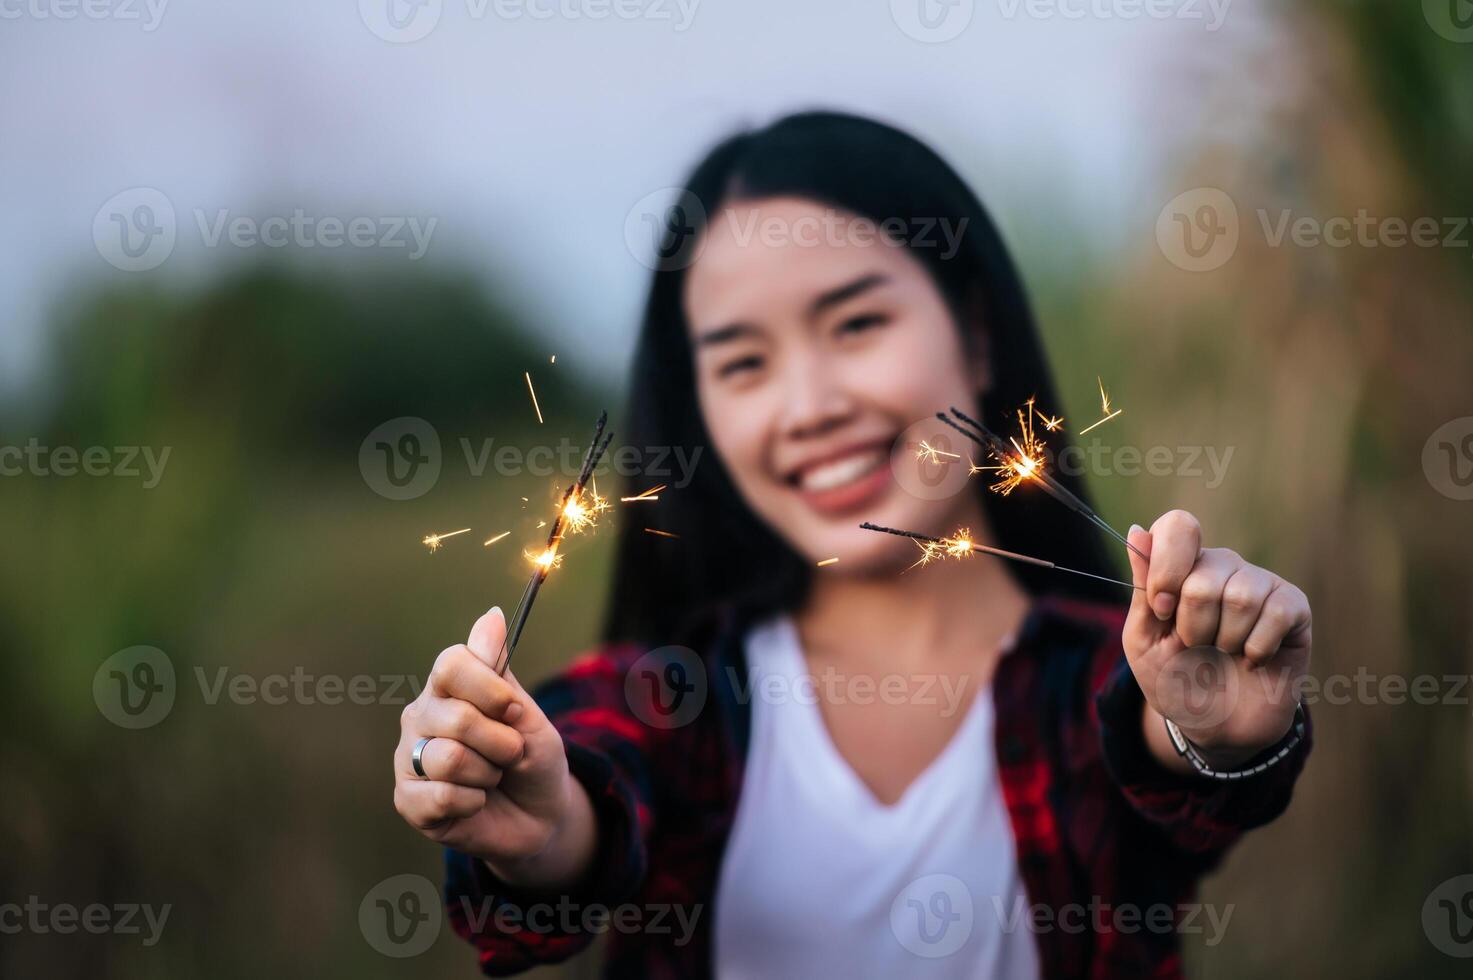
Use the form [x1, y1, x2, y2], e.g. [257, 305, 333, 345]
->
[713, 615, 1040, 980]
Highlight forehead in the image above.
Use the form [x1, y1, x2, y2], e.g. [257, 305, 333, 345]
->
[684, 196, 921, 330]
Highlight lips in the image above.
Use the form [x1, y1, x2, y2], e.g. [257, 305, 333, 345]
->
[784, 442, 895, 516]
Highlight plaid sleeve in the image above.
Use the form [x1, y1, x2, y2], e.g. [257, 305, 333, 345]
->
[444, 644, 656, 976]
[1093, 650, 1312, 858]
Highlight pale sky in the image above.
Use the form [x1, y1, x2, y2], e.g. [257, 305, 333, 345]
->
[0, 0, 1268, 392]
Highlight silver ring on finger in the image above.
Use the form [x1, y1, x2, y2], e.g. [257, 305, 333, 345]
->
[411, 736, 434, 779]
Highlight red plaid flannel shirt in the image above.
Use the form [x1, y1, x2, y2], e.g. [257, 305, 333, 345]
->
[445, 596, 1311, 977]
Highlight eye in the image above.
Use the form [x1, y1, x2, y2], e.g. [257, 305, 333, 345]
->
[718, 354, 765, 379]
[836, 313, 889, 336]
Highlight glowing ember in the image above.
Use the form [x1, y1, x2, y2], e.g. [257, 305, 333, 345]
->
[524, 546, 563, 570]
[816, 557, 839, 567]
[484, 530, 511, 547]
[981, 398, 1050, 496]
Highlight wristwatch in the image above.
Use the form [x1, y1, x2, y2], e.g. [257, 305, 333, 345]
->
[1164, 703, 1307, 781]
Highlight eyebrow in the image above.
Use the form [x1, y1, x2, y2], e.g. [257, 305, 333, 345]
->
[807, 272, 888, 321]
[693, 323, 762, 348]
[694, 272, 891, 348]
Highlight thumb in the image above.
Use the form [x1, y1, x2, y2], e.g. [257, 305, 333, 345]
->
[1122, 524, 1165, 655]
[466, 606, 507, 670]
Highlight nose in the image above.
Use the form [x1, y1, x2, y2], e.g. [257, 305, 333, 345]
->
[776, 346, 857, 440]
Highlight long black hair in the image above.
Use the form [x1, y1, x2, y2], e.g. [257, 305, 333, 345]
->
[603, 110, 1120, 647]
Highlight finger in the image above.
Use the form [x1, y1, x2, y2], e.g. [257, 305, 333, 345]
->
[1243, 583, 1312, 669]
[467, 606, 507, 672]
[1215, 565, 1274, 654]
[394, 779, 486, 830]
[1174, 548, 1241, 648]
[428, 644, 519, 721]
[1146, 510, 1202, 622]
[409, 736, 503, 790]
[1123, 524, 1169, 655]
[419, 697, 527, 768]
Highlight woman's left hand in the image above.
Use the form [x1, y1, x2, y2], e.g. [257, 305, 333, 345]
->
[1122, 510, 1312, 770]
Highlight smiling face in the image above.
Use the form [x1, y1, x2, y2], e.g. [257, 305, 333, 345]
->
[684, 196, 990, 572]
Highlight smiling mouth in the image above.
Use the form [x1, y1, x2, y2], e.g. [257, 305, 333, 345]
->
[791, 447, 889, 492]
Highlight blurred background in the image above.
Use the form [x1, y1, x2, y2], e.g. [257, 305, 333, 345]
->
[2, 0, 1471, 976]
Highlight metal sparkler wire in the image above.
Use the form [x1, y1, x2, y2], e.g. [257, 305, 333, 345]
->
[938, 407, 1148, 561]
[859, 522, 1141, 591]
[493, 411, 613, 675]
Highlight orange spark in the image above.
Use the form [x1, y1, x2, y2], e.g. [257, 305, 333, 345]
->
[422, 527, 472, 553]
[1078, 377, 1122, 435]
[643, 528, 680, 539]
[483, 530, 511, 547]
[622, 484, 666, 502]
[816, 557, 839, 567]
[907, 528, 978, 570]
[524, 546, 563, 570]
[981, 399, 1049, 496]
[524, 371, 544, 424]
[916, 440, 961, 464]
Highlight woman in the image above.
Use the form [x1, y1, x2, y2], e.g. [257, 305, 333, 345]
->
[392, 111, 1312, 978]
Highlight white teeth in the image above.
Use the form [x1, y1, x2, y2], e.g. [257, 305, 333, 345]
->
[798, 450, 886, 492]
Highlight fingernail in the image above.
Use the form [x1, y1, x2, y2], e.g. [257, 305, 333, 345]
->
[1151, 594, 1176, 620]
[1128, 523, 1143, 536]
[489, 605, 502, 620]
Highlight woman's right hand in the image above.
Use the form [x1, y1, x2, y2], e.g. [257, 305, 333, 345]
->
[393, 607, 596, 889]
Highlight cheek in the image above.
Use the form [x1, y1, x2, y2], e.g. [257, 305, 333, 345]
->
[697, 378, 776, 497]
[845, 317, 974, 415]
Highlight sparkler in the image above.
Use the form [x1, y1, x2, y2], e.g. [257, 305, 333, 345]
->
[938, 405, 1147, 561]
[860, 522, 1140, 590]
[422, 528, 471, 553]
[492, 411, 614, 675]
